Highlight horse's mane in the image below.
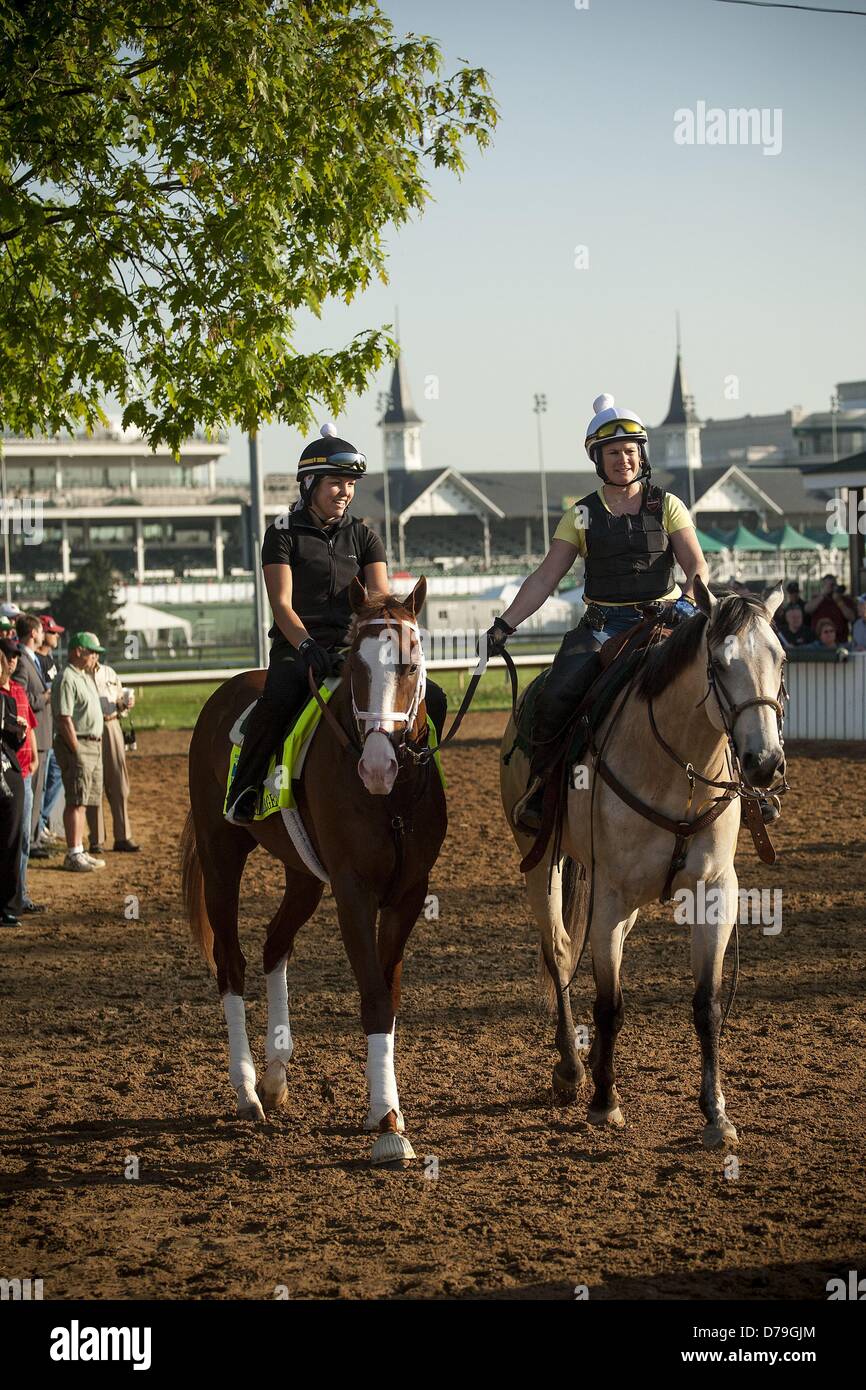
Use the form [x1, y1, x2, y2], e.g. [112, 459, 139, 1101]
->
[635, 592, 768, 702]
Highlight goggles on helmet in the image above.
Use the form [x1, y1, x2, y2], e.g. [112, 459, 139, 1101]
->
[298, 451, 367, 474]
[591, 419, 647, 441]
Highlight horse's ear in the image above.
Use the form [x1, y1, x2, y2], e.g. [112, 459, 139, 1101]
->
[350, 576, 367, 613]
[694, 575, 716, 617]
[762, 581, 785, 620]
[404, 576, 427, 619]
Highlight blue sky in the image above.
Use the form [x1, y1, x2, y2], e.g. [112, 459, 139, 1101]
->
[222, 0, 866, 480]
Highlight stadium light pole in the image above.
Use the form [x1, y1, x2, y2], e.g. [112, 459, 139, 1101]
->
[377, 390, 394, 569]
[533, 393, 550, 555]
[247, 430, 269, 668]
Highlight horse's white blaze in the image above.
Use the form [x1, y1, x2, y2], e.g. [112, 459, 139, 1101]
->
[222, 992, 258, 1106]
[265, 955, 293, 1065]
[357, 634, 399, 794]
[365, 1028, 401, 1128]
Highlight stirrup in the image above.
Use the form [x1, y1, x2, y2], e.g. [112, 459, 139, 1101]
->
[225, 786, 259, 825]
[512, 777, 544, 834]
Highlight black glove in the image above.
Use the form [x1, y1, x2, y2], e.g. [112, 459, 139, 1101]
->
[485, 616, 515, 658]
[298, 638, 334, 681]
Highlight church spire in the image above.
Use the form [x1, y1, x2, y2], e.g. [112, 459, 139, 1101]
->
[380, 352, 422, 426]
[661, 317, 695, 426]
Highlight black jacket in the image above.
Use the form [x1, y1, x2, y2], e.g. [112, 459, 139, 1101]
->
[261, 505, 386, 651]
[13, 650, 52, 750]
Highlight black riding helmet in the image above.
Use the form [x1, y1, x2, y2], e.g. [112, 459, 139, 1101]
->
[297, 423, 367, 504]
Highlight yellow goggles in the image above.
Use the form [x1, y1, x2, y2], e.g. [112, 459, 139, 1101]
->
[592, 418, 646, 440]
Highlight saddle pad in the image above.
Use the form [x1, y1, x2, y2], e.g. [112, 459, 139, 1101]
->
[224, 679, 340, 821]
[507, 649, 643, 768]
[225, 679, 446, 824]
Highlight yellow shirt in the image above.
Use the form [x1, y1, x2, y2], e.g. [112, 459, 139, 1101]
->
[553, 488, 694, 605]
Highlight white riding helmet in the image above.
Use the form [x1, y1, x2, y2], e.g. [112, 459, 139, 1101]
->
[585, 393, 650, 484]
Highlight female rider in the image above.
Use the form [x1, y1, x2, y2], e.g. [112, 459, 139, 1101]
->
[227, 424, 446, 823]
[486, 394, 709, 833]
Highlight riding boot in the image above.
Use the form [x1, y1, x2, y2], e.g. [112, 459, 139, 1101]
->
[512, 631, 602, 835]
[425, 680, 447, 742]
[225, 695, 290, 823]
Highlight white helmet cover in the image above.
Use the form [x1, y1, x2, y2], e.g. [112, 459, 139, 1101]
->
[584, 393, 648, 460]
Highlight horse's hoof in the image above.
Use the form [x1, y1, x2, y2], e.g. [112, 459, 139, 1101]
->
[552, 1063, 582, 1105]
[703, 1120, 738, 1150]
[257, 1080, 287, 1114]
[258, 1061, 288, 1113]
[236, 1092, 266, 1122]
[371, 1131, 416, 1167]
[587, 1106, 625, 1128]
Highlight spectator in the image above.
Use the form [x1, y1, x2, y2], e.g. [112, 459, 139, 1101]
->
[51, 632, 107, 873]
[0, 648, 27, 926]
[852, 595, 866, 652]
[33, 615, 64, 848]
[777, 604, 814, 649]
[784, 581, 807, 618]
[806, 616, 848, 656]
[85, 658, 139, 854]
[1, 636, 44, 914]
[13, 615, 52, 862]
[805, 574, 857, 643]
[730, 580, 752, 598]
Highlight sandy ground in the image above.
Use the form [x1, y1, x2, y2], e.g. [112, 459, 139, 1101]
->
[0, 716, 864, 1300]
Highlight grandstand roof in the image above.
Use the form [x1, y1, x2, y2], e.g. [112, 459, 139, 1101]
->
[352, 464, 829, 526]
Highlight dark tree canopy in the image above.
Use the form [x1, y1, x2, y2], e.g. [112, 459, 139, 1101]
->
[0, 1, 496, 450]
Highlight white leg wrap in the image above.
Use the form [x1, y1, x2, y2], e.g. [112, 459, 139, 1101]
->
[222, 992, 257, 1095]
[365, 1028, 401, 1128]
[265, 956, 293, 1065]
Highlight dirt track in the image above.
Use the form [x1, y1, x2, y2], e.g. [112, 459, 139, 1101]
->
[1, 715, 864, 1300]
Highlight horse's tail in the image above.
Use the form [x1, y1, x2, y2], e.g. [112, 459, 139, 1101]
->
[538, 854, 590, 1013]
[180, 809, 216, 975]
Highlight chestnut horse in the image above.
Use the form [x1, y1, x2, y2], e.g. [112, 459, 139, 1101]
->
[180, 578, 447, 1165]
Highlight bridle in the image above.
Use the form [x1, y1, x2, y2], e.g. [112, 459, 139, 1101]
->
[694, 638, 790, 801]
[308, 613, 429, 762]
[349, 617, 426, 743]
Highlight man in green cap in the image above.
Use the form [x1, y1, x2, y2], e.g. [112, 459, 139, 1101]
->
[51, 632, 106, 872]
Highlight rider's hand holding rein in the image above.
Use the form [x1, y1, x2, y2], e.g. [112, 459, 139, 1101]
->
[299, 637, 334, 681]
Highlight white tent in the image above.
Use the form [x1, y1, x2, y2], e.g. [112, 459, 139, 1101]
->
[116, 601, 193, 649]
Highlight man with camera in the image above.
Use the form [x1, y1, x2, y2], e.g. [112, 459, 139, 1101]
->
[804, 574, 857, 644]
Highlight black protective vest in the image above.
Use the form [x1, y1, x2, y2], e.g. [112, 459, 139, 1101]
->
[580, 485, 675, 604]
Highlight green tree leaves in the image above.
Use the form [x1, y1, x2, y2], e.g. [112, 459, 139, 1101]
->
[0, 1, 496, 451]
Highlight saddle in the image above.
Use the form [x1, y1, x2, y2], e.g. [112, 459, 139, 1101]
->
[507, 613, 671, 772]
[514, 613, 672, 873]
[225, 677, 341, 821]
